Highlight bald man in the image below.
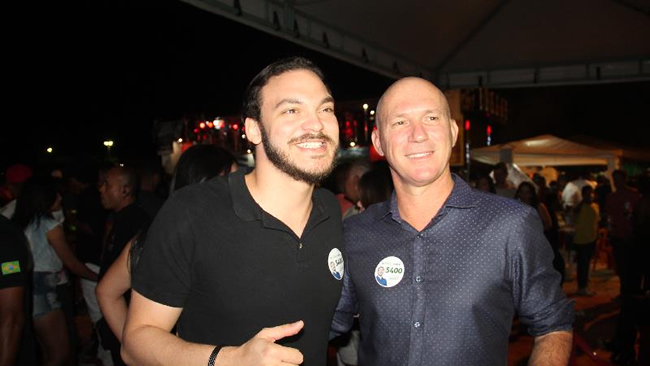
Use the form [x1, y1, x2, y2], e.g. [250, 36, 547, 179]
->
[331, 78, 574, 366]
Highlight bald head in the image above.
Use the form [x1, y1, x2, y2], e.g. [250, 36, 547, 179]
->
[376, 77, 450, 131]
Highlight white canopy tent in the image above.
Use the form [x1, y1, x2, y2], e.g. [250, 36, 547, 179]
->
[470, 134, 624, 174]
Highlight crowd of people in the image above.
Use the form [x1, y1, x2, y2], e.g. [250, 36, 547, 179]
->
[473, 164, 650, 365]
[0, 56, 648, 366]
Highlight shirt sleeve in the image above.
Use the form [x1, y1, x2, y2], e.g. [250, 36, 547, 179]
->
[132, 197, 196, 308]
[330, 257, 358, 339]
[0, 219, 29, 290]
[508, 207, 575, 336]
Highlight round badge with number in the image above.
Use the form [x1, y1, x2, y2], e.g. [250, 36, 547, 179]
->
[375, 256, 404, 288]
[328, 248, 344, 280]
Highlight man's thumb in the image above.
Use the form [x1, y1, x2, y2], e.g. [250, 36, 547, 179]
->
[257, 320, 304, 342]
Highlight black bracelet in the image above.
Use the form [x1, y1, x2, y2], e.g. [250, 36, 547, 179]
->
[207, 345, 223, 366]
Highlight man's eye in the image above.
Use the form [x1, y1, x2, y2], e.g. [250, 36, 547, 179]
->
[322, 107, 335, 113]
[284, 109, 298, 114]
[394, 120, 405, 126]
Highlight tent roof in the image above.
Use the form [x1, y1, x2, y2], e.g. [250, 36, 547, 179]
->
[183, 0, 650, 87]
[469, 134, 650, 167]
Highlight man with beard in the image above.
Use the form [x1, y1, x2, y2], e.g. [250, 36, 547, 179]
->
[122, 57, 343, 366]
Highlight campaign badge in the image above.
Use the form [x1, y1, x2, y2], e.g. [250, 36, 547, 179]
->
[374, 256, 404, 288]
[328, 248, 344, 280]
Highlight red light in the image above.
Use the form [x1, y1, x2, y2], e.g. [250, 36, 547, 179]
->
[232, 124, 239, 130]
[207, 122, 213, 128]
[199, 122, 206, 129]
[193, 128, 199, 134]
[464, 119, 470, 131]
[487, 125, 492, 136]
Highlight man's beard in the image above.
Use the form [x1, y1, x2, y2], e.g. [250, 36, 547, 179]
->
[259, 123, 338, 185]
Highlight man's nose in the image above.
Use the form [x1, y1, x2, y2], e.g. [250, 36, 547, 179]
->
[409, 121, 428, 142]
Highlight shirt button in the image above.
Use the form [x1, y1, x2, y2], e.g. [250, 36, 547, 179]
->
[299, 243, 303, 249]
[414, 322, 421, 328]
[415, 276, 423, 283]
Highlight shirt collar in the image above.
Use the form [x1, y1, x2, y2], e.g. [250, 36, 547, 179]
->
[230, 168, 262, 221]
[374, 173, 476, 223]
[230, 168, 330, 230]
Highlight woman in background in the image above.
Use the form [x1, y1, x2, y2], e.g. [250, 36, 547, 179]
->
[13, 176, 98, 366]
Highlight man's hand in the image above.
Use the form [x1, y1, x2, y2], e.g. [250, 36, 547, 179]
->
[220, 321, 304, 366]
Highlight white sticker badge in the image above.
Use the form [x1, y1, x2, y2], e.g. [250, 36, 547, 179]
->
[328, 248, 344, 280]
[375, 256, 405, 288]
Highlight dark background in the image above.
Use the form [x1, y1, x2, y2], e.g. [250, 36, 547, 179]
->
[3, 0, 648, 170]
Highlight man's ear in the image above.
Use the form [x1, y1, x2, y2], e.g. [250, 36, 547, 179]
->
[450, 119, 459, 147]
[371, 129, 385, 156]
[244, 118, 262, 145]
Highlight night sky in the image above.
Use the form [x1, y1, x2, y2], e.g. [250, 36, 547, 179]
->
[3, 0, 648, 170]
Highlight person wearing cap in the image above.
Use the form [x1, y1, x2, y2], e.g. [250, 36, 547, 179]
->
[1, 164, 34, 219]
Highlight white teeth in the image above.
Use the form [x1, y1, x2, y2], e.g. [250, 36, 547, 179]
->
[407, 152, 431, 158]
[297, 142, 324, 148]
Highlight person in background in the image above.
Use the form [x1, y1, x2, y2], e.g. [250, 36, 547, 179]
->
[571, 185, 599, 296]
[476, 174, 496, 194]
[531, 175, 565, 283]
[331, 77, 573, 366]
[605, 169, 641, 299]
[12, 176, 98, 366]
[96, 144, 237, 343]
[0, 164, 33, 219]
[97, 166, 150, 366]
[0, 215, 30, 366]
[357, 164, 393, 211]
[136, 159, 165, 220]
[67, 163, 113, 365]
[168, 144, 237, 193]
[493, 162, 516, 198]
[335, 163, 392, 366]
[340, 161, 370, 219]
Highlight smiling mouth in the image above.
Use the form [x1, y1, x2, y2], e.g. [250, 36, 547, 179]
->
[296, 141, 326, 149]
[406, 151, 433, 158]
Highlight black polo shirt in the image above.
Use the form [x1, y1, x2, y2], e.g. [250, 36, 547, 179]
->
[133, 169, 344, 366]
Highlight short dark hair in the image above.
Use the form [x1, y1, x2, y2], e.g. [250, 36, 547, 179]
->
[170, 144, 236, 193]
[241, 56, 329, 123]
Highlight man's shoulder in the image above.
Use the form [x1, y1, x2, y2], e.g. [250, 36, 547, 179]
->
[343, 200, 390, 231]
[471, 189, 535, 220]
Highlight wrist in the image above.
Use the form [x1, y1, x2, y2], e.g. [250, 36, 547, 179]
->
[207, 345, 223, 366]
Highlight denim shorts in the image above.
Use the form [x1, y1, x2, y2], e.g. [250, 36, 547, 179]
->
[33, 271, 61, 318]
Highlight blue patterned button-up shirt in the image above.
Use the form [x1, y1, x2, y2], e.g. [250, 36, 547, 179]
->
[331, 174, 574, 366]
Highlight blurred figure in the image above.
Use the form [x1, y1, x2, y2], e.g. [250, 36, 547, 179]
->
[609, 173, 650, 365]
[136, 160, 165, 220]
[0, 215, 30, 366]
[493, 162, 516, 198]
[0, 164, 33, 219]
[562, 172, 597, 212]
[476, 174, 496, 194]
[357, 164, 393, 211]
[96, 145, 236, 344]
[594, 174, 612, 227]
[169, 144, 237, 193]
[67, 163, 112, 365]
[97, 166, 150, 366]
[336, 163, 391, 366]
[12, 176, 97, 366]
[532, 175, 564, 283]
[341, 161, 370, 219]
[571, 185, 599, 296]
[605, 169, 641, 299]
[515, 182, 552, 231]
